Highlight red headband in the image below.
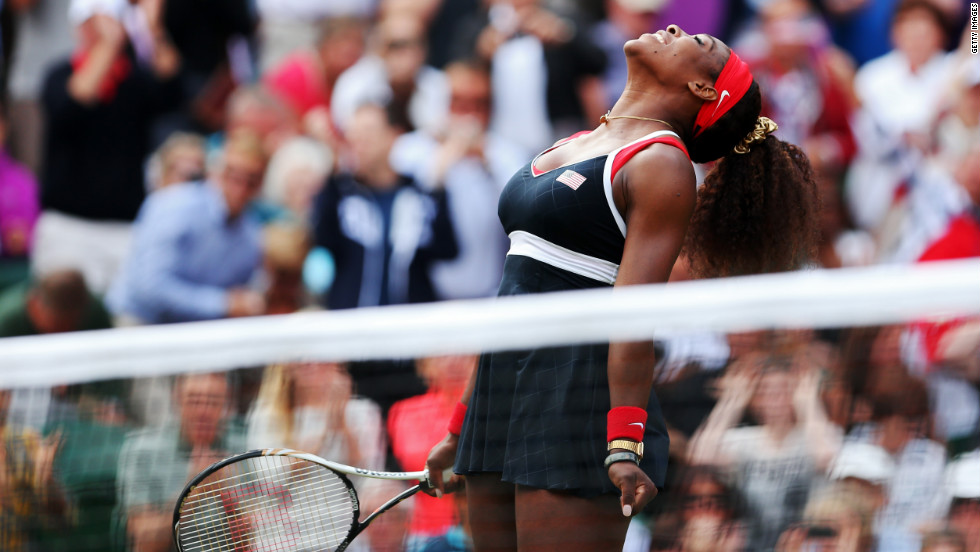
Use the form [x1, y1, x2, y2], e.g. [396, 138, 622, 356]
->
[692, 50, 753, 137]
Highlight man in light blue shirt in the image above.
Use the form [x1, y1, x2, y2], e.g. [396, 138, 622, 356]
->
[107, 131, 267, 324]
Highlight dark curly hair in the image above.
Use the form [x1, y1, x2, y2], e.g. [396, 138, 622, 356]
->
[683, 77, 820, 278]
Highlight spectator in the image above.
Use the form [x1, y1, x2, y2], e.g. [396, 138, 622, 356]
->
[914, 141, 980, 264]
[848, 376, 948, 552]
[146, 131, 205, 191]
[221, 84, 298, 160]
[451, 0, 607, 153]
[313, 102, 456, 414]
[259, 135, 334, 224]
[116, 372, 243, 552]
[0, 390, 67, 552]
[0, 269, 110, 338]
[388, 355, 476, 549]
[4, 0, 74, 175]
[875, 131, 978, 264]
[359, 479, 414, 552]
[263, 16, 367, 150]
[815, 164, 876, 269]
[668, 466, 748, 552]
[246, 362, 385, 474]
[106, 130, 267, 325]
[260, 223, 314, 315]
[846, 0, 955, 232]
[775, 483, 878, 552]
[0, 104, 40, 291]
[688, 350, 843, 550]
[245, 362, 383, 552]
[256, 0, 375, 72]
[330, 13, 448, 135]
[747, 0, 857, 176]
[919, 529, 967, 552]
[31, 405, 130, 552]
[33, 0, 181, 294]
[390, 59, 525, 300]
[160, 0, 255, 135]
[934, 50, 980, 166]
[381, 0, 481, 70]
[0, 269, 115, 448]
[945, 450, 980, 552]
[853, 0, 953, 138]
[827, 441, 895, 515]
[313, 102, 456, 311]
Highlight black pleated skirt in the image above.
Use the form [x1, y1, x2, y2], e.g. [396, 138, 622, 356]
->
[454, 255, 670, 497]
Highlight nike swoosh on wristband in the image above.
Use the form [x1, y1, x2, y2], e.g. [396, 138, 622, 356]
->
[628, 422, 645, 429]
[709, 89, 731, 119]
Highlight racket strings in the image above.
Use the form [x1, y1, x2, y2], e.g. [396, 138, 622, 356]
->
[179, 461, 323, 510]
[178, 478, 350, 548]
[180, 462, 351, 552]
[177, 456, 355, 552]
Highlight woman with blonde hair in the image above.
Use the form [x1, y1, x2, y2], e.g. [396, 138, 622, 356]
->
[246, 361, 384, 473]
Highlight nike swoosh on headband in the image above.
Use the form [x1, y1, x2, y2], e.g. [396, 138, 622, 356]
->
[710, 90, 731, 119]
[628, 422, 645, 429]
[692, 50, 753, 137]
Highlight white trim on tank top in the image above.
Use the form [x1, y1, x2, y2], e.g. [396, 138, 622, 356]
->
[602, 130, 682, 238]
[507, 230, 619, 285]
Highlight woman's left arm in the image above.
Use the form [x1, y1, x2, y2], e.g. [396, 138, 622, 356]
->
[606, 145, 696, 515]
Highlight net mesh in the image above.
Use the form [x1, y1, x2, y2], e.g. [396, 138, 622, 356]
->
[0, 260, 978, 552]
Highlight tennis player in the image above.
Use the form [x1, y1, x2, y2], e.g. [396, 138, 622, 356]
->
[426, 24, 820, 551]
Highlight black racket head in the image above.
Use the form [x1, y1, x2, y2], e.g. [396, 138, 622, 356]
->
[173, 449, 360, 552]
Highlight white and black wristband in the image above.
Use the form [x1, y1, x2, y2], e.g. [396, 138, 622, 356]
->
[604, 451, 640, 469]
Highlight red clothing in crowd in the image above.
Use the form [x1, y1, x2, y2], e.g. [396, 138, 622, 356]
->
[918, 214, 980, 263]
[264, 51, 330, 117]
[913, 212, 980, 364]
[387, 391, 459, 536]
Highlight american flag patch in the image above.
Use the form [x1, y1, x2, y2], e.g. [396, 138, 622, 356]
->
[557, 170, 587, 190]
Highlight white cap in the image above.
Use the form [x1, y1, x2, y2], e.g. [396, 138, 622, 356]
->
[615, 0, 670, 14]
[68, 0, 125, 26]
[828, 442, 896, 484]
[947, 450, 980, 499]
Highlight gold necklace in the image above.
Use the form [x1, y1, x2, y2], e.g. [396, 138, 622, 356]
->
[600, 111, 674, 130]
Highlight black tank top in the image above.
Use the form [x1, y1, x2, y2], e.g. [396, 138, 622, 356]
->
[497, 129, 689, 286]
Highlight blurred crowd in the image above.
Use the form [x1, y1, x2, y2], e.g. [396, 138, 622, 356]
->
[0, 0, 977, 550]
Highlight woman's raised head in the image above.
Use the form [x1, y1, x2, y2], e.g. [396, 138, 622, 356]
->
[624, 24, 763, 163]
[660, 30, 819, 279]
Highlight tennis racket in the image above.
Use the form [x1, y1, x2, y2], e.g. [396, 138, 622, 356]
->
[172, 448, 450, 552]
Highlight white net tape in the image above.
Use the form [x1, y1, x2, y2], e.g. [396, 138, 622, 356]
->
[2, 259, 977, 388]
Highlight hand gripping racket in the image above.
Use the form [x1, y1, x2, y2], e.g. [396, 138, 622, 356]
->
[172, 448, 450, 552]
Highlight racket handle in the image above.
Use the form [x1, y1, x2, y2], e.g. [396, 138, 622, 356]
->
[423, 468, 457, 489]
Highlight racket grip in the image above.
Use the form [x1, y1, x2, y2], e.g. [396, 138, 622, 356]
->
[423, 468, 457, 489]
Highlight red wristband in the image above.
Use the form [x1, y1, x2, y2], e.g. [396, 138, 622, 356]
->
[607, 406, 647, 442]
[448, 402, 468, 436]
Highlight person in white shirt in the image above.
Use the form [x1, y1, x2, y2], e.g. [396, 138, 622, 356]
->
[331, 14, 449, 138]
[846, 0, 955, 232]
[688, 347, 843, 550]
[390, 59, 527, 300]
